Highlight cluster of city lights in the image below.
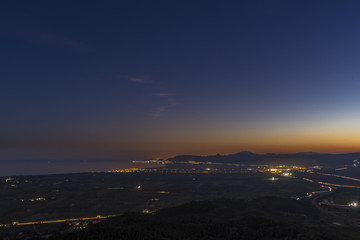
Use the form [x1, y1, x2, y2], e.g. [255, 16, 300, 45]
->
[347, 202, 358, 207]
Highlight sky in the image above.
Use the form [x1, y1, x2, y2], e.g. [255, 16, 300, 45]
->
[1, 0, 360, 160]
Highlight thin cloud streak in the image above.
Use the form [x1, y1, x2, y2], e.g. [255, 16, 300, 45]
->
[150, 98, 177, 119]
[150, 106, 167, 119]
[153, 92, 171, 97]
[121, 75, 151, 84]
[121, 74, 177, 118]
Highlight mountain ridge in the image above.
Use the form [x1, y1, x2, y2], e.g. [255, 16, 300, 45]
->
[167, 151, 360, 167]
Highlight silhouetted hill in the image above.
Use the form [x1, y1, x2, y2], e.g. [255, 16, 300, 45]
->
[48, 197, 360, 240]
[295, 152, 320, 155]
[154, 196, 324, 224]
[168, 151, 259, 163]
[167, 152, 360, 167]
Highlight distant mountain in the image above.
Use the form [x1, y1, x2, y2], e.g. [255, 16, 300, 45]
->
[49, 197, 360, 240]
[295, 152, 320, 155]
[167, 151, 360, 167]
[168, 151, 259, 163]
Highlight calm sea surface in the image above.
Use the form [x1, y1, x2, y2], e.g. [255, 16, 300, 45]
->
[0, 160, 159, 177]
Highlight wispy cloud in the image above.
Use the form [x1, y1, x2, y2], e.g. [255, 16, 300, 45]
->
[150, 98, 177, 119]
[121, 75, 151, 84]
[150, 106, 168, 119]
[153, 92, 171, 97]
[121, 74, 177, 119]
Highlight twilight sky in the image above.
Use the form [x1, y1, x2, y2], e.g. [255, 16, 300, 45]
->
[1, 1, 360, 160]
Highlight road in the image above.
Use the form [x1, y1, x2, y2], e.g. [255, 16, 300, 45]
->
[0, 214, 117, 228]
[302, 172, 360, 226]
[311, 188, 360, 226]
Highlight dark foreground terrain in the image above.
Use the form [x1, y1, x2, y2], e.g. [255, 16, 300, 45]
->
[39, 197, 359, 240]
[0, 171, 323, 224]
[2, 164, 360, 239]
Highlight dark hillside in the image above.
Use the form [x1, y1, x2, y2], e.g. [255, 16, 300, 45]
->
[47, 197, 360, 240]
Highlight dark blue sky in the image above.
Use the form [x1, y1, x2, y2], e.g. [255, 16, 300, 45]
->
[1, 1, 360, 160]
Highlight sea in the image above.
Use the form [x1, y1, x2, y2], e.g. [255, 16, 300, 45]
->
[0, 160, 159, 177]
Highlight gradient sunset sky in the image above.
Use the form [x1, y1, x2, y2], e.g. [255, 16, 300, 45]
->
[1, 1, 360, 160]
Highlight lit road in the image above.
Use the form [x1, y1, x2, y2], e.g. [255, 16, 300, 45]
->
[304, 172, 360, 189]
[311, 189, 360, 226]
[317, 172, 360, 182]
[0, 214, 117, 228]
[303, 171, 360, 225]
[316, 181, 360, 189]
